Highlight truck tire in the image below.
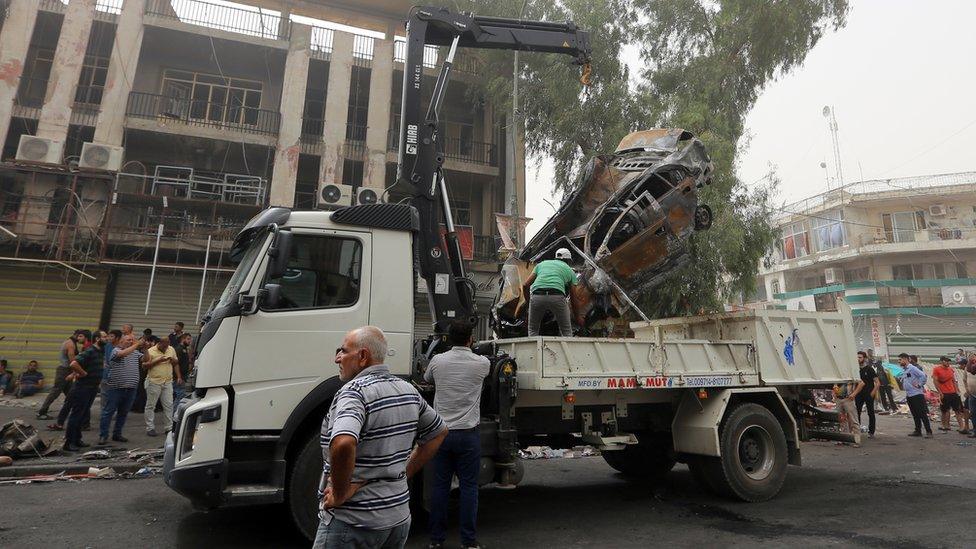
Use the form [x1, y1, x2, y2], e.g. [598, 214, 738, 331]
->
[705, 403, 788, 502]
[288, 431, 323, 541]
[602, 435, 675, 479]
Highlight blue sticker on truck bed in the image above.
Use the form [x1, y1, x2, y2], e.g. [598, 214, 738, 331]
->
[784, 328, 799, 365]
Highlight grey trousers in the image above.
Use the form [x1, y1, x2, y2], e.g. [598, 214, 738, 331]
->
[527, 293, 573, 336]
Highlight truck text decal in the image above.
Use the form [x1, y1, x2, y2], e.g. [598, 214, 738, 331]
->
[569, 375, 735, 390]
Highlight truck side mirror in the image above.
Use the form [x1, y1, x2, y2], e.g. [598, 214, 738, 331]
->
[266, 231, 293, 280]
[263, 283, 282, 309]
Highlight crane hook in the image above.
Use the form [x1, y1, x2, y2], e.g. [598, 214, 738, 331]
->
[579, 62, 592, 86]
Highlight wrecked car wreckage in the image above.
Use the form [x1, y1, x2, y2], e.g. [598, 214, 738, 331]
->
[492, 129, 714, 338]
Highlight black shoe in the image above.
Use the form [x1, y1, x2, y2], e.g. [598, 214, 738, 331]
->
[62, 443, 79, 452]
[81, 424, 91, 431]
[908, 431, 922, 437]
[112, 435, 128, 443]
[76, 440, 90, 448]
[147, 429, 158, 437]
[97, 437, 108, 445]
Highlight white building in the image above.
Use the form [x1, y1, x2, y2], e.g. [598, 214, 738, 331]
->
[753, 172, 976, 362]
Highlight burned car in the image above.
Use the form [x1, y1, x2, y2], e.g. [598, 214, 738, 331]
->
[493, 128, 714, 337]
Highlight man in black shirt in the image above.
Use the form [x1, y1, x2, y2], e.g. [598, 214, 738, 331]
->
[168, 321, 185, 348]
[63, 330, 107, 451]
[854, 350, 880, 438]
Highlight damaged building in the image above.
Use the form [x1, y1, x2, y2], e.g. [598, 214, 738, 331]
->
[0, 0, 525, 377]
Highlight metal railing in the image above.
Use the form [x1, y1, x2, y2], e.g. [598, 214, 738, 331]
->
[387, 129, 497, 166]
[301, 117, 324, 141]
[310, 26, 334, 60]
[444, 137, 497, 166]
[473, 235, 498, 262]
[95, 0, 122, 14]
[126, 91, 280, 136]
[352, 34, 374, 67]
[145, 0, 290, 41]
[15, 77, 49, 108]
[877, 286, 945, 308]
[114, 167, 268, 206]
[70, 103, 100, 127]
[345, 124, 367, 141]
[777, 171, 976, 222]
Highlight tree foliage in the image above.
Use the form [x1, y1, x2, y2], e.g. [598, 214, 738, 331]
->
[443, 0, 849, 315]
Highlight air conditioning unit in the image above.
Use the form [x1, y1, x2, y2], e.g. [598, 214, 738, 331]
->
[79, 142, 124, 171]
[319, 183, 353, 207]
[356, 186, 379, 206]
[16, 135, 64, 164]
[928, 204, 947, 217]
[824, 267, 843, 285]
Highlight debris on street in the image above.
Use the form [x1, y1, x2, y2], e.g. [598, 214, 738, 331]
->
[1, 419, 59, 460]
[519, 446, 599, 460]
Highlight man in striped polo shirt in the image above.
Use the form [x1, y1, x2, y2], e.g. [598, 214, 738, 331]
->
[314, 326, 447, 549]
[97, 330, 145, 445]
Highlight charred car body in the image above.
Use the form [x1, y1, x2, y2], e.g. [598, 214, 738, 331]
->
[493, 128, 714, 337]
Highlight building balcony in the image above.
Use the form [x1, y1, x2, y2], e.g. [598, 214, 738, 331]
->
[125, 91, 280, 143]
[473, 234, 499, 263]
[144, 0, 290, 44]
[387, 129, 498, 167]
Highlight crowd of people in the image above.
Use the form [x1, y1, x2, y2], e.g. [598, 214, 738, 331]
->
[833, 349, 976, 441]
[0, 321, 196, 450]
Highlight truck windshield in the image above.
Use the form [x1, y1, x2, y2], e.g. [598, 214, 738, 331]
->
[215, 233, 268, 309]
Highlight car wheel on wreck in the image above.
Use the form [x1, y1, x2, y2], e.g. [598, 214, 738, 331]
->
[694, 204, 713, 230]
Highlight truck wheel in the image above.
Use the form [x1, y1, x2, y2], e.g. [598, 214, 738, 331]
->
[288, 432, 323, 541]
[707, 403, 788, 502]
[602, 435, 675, 479]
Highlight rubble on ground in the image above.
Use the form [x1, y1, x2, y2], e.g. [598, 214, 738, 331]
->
[518, 445, 599, 460]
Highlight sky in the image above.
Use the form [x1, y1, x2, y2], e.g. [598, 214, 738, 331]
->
[524, 0, 976, 238]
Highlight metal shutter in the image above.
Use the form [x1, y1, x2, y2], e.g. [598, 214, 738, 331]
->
[880, 314, 976, 363]
[0, 264, 108, 380]
[108, 269, 228, 336]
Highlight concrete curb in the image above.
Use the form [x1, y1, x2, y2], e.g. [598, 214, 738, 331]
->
[0, 461, 148, 479]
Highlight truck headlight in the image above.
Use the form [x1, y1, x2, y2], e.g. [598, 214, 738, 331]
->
[179, 404, 221, 459]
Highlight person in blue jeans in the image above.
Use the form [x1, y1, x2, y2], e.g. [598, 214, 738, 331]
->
[98, 331, 145, 445]
[424, 320, 490, 549]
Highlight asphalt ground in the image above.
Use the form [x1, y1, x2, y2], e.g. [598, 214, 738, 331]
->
[2, 413, 974, 548]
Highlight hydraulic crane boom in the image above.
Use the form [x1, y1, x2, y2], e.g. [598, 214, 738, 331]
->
[397, 6, 591, 334]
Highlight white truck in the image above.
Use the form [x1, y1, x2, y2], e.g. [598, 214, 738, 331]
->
[162, 206, 858, 539]
[162, 7, 858, 540]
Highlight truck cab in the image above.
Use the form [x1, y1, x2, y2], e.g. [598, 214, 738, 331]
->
[164, 205, 417, 533]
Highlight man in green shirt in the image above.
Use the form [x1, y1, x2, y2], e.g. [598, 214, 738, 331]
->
[518, 248, 581, 336]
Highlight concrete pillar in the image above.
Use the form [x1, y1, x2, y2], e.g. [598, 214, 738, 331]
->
[0, 0, 40, 147]
[37, 0, 97, 142]
[318, 31, 354, 195]
[363, 38, 394, 190]
[92, 0, 146, 146]
[269, 23, 311, 208]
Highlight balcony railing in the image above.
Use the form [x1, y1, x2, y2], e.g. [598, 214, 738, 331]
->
[346, 124, 367, 141]
[387, 129, 497, 166]
[145, 0, 290, 41]
[473, 235, 498, 262]
[127, 91, 280, 136]
[114, 166, 268, 207]
[15, 77, 49, 109]
[301, 117, 324, 141]
[310, 26, 334, 60]
[877, 286, 945, 308]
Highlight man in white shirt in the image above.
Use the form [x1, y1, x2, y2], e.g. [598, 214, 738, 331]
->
[424, 320, 490, 549]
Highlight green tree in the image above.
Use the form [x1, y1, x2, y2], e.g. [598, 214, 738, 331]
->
[445, 0, 849, 315]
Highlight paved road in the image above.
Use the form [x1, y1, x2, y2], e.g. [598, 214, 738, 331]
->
[2, 414, 974, 548]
